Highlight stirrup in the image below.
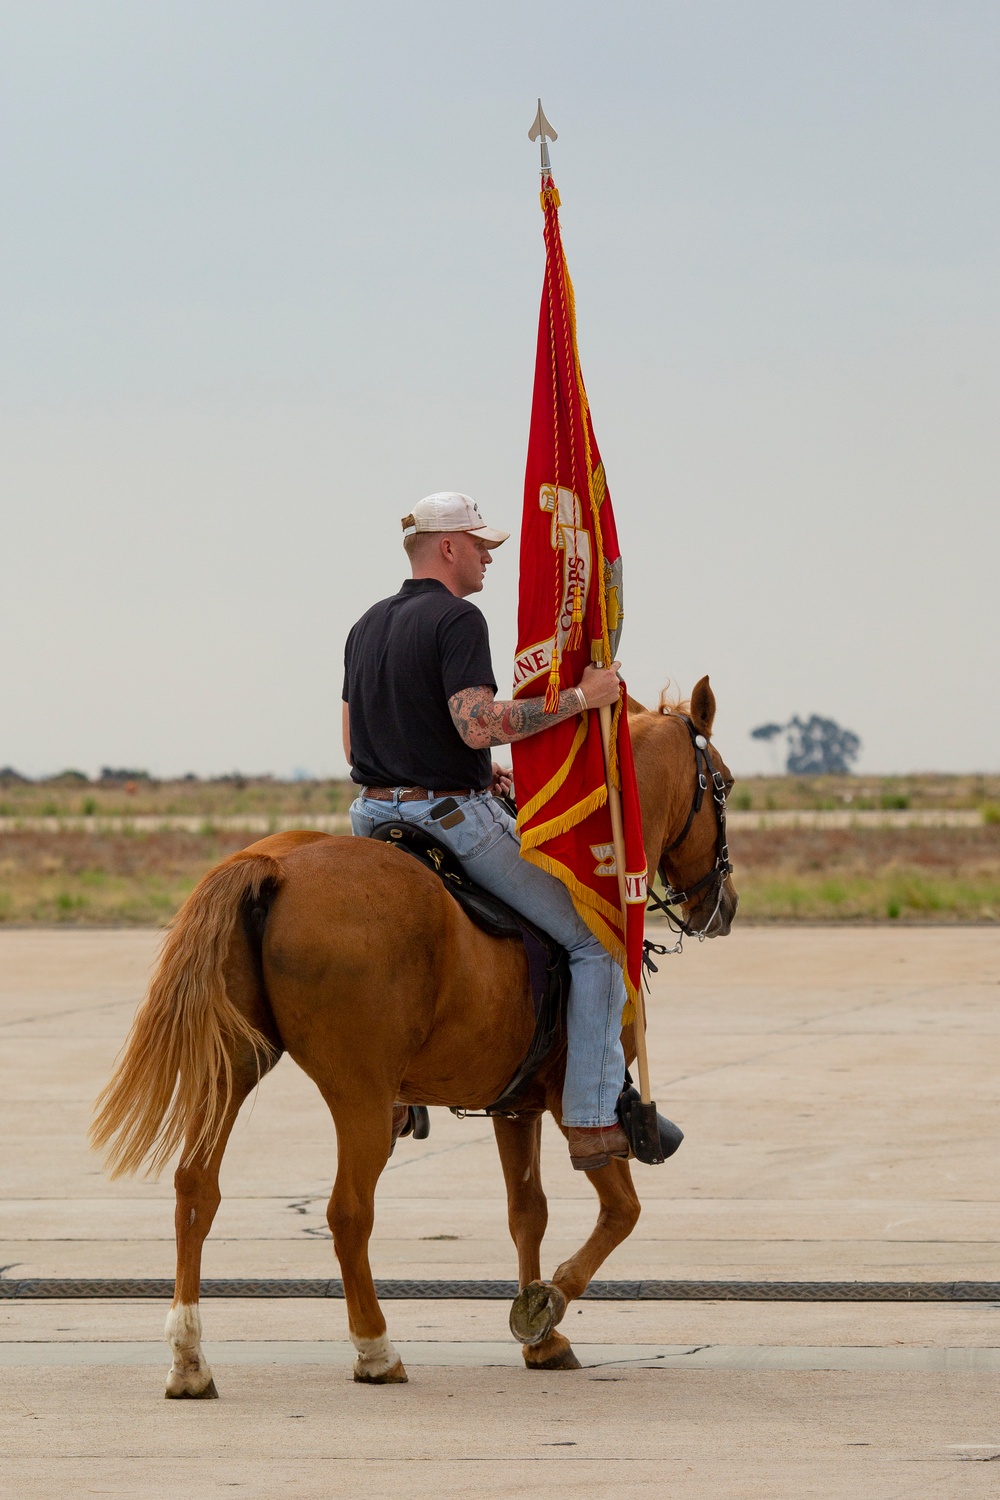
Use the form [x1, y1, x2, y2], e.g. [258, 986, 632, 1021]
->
[394, 1104, 430, 1141]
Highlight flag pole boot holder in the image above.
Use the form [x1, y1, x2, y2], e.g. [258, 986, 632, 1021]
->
[616, 1072, 683, 1165]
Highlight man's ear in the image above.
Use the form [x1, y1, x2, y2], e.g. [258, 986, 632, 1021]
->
[690, 676, 716, 737]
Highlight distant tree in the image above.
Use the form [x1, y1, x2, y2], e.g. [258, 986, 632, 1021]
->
[750, 723, 785, 744]
[750, 715, 861, 775]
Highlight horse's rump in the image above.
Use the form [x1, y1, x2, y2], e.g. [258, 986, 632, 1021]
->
[91, 833, 540, 1180]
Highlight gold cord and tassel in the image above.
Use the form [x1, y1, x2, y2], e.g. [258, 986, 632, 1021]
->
[543, 645, 563, 714]
[564, 583, 584, 652]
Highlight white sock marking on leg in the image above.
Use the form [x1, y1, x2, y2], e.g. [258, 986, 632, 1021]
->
[165, 1302, 215, 1394]
[350, 1330, 400, 1378]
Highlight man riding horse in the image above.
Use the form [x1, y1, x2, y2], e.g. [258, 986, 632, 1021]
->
[342, 491, 639, 1172]
[92, 515, 737, 1389]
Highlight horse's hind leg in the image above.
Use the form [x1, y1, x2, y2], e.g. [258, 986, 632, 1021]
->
[326, 1099, 407, 1384]
[493, 1115, 580, 1372]
[509, 1140, 641, 1358]
[165, 1060, 264, 1399]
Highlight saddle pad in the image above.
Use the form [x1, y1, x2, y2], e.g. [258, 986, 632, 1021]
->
[370, 822, 526, 944]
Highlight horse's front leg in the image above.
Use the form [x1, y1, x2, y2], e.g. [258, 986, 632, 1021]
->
[492, 1113, 546, 1283]
[509, 1134, 641, 1356]
[493, 1113, 581, 1371]
[327, 1099, 407, 1384]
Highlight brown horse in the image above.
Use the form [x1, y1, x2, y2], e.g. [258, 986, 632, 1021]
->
[91, 679, 737, 1395]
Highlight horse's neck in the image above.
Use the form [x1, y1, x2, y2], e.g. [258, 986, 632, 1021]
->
[631, 715, 685, 877]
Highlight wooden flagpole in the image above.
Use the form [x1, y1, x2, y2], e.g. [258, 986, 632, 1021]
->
[598, 702, 653, 1107]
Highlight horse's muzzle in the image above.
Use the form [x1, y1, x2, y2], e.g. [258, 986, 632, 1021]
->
[691, 877, 738, 938]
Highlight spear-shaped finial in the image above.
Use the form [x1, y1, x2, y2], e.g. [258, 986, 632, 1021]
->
[528, 99, 557, 176]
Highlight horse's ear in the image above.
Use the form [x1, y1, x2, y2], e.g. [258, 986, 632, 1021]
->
[690, 676, 716, 737]
[626, 693, 648, 715]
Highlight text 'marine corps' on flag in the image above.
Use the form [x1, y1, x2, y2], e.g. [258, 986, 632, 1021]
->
[509, 170, 647, 1017]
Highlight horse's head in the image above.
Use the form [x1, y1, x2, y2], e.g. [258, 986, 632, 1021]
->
[628, 676, 739, 939]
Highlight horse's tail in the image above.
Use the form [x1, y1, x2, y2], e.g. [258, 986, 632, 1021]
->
[90, 851, 282, 1180]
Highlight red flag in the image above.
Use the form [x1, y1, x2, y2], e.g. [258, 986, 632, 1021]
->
[511, 173, 647, 1016]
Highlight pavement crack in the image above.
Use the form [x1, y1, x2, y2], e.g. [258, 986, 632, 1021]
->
[0, 997, 139, 1031]
[383, 1134, 493, 1171]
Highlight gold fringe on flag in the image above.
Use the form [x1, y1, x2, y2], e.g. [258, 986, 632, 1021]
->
[515, 714, 590, 829]
[518, 783, 608, 852]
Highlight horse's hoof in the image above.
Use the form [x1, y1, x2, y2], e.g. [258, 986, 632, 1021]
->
[523, 1331, 582, 1371]
[165, 1376, 219, 1399]
[509, 1281, 567, 1347]
[353, 1359, 408, 1384]
[351, 1333, 407, 1383]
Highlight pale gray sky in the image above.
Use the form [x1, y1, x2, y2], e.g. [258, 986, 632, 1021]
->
[2, 1, 997, 778]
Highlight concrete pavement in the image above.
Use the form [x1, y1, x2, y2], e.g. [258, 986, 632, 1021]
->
[1, 925, 998, 1496]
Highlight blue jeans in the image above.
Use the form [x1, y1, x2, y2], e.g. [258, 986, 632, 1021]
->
[350, 790, 626, 1127]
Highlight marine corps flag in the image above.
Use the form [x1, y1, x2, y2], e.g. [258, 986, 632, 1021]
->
[510, 167, 647, 1015]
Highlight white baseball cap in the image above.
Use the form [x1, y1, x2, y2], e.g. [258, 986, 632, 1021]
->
[401, 492, 509, 547]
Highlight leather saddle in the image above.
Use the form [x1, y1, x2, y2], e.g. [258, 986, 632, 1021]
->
[369, 821, 569, 1115]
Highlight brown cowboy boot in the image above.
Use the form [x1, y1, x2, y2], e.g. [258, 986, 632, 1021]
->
[566, 1122, 632, 1172]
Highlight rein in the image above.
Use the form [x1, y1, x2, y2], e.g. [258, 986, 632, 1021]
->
[643, 714, 733, 968]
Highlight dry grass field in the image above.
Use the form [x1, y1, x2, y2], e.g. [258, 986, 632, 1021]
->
[729, 823, 1000, 922]
[729, 771, 1000, 813]
[0, 819, 997, 926]
[0, 829, 254, 925]
[0, 774, 356, 821]
[2, 770, 999, 821]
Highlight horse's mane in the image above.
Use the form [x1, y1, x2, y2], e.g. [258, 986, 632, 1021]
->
[657, 681, 690, 717]
[627, 683, 691, 718]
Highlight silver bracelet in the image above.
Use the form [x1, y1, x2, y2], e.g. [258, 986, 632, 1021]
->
[574, 687, 588, 714]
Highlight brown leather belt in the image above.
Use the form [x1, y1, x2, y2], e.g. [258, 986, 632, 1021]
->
[360, 785, 476, 803]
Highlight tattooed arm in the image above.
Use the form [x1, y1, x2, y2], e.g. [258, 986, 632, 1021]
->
[449, 685, 581, 748]
[448, 662, 622, 749]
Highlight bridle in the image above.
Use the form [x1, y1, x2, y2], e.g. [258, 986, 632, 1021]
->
[643, 714, 733, 964]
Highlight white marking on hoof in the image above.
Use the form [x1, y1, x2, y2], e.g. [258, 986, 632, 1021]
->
[165, 1302, 216, 1398]
[350, 1330, 403, 1381]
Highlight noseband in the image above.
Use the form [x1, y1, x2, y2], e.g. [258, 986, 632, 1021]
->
[644, 714, 733, 957]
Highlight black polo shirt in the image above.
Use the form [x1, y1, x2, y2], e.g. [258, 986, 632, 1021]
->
[342, 578, 497, 790]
